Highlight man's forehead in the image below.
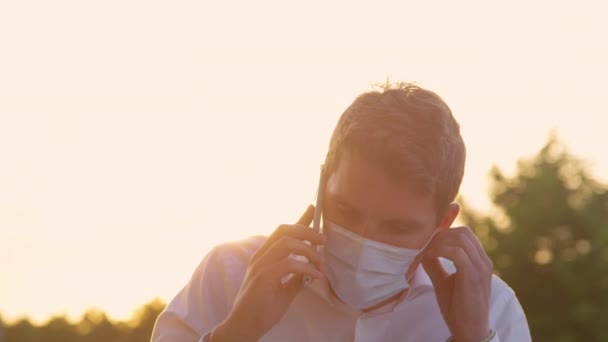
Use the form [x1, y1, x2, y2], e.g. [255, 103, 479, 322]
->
[325, 154, 435, 224]
[328, 152, 426, 198]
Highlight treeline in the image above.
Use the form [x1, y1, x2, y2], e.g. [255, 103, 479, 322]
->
[2, 136, 607, 341]
[459, 136, 608, 341]
[0, 299, 165, 342]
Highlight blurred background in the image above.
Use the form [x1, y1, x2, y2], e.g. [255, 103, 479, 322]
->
[1, 1, 607, 341]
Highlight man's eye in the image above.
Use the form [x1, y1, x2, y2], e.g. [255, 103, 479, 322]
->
[335, 203, 360, 222]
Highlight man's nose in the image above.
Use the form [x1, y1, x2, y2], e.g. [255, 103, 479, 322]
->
[352, 221, 379, 240]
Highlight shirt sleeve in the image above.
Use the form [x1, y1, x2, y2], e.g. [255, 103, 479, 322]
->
[490, 286, 531, 342]
[150, 242, 253, 342]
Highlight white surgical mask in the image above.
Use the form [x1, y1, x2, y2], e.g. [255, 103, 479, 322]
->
[322, 221, 429, 309]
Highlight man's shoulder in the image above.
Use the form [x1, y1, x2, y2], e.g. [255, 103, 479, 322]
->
[488, 273, 517, 307]
[203, 235, 268, 268]
[186, 235, 268, 300]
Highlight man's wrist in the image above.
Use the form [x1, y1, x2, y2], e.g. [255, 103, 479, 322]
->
[209, 317, 258, 342]
[208, 320, 231, 342]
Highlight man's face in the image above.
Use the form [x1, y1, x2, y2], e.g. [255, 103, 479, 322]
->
[323, 152, 442, 249]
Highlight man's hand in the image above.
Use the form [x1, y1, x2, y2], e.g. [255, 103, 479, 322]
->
[414, 226, 493, 342]
[210, 205, 326, 342]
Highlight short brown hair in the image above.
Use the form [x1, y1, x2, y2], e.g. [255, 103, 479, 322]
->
[324, 82, 466, 215]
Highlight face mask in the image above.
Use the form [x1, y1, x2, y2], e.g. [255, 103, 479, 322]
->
[322, 221, 430, 309]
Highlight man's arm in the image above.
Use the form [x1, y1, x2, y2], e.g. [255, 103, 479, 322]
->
[150, 241, 254, 342]
[151, 206, 324, 342]
[489, 283, 531, 342]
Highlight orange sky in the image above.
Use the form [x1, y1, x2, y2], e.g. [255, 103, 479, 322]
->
[1, 0, 607, 325]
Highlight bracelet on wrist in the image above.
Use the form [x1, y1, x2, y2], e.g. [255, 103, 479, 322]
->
[446, 329, 496, 342]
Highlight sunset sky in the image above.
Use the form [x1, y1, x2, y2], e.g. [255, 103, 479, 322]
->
[1, 0, 607, 325]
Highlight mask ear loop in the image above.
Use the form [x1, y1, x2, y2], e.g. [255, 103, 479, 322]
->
[406, 229, 439, 283]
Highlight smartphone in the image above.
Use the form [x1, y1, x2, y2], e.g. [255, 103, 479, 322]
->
[302, 164, 325, 288]
[312, 164, 325, 234]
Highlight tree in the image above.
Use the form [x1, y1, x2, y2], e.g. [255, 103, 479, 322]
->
[460, 135, 608, 342]
[76, 309, 120, 342]
[127, 298, 166, 342]
[0, 314, 6, 342]
[39, 315, 78, 342]
[5, 318, 40, 342]
[4, 299, 166, 342]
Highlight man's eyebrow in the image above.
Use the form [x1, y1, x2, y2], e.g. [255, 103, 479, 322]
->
[332, 193, 423, 229]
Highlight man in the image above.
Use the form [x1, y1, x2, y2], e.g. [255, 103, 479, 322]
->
[151, 82, 531, 341]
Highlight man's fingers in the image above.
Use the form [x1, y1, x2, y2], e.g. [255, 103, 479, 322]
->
[457, 227, 494, 272]
[254, 224, 325, 260]
[297, 204, 315, 225]
[408, 226, 488, 280]
[283, 273, 305, 298]
[429, 227, 491, 272]
[421, 255, 448, 285]
[423, 245, 474, 277]
[252, 205, 325, 262]
[272, 224, 326, 245]
[270, 257, 323, 282]
[257, 236, 324, 267]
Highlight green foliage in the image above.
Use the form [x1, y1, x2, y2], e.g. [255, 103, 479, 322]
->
[3, 136, 606, 341]
[460, 135, 608, 342]
[4, 299, 165, 342]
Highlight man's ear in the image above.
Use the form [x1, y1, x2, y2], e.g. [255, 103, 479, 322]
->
[437, 203, 460, 231]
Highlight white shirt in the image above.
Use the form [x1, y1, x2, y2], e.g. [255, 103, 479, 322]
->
[151, 236, 531, 342]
